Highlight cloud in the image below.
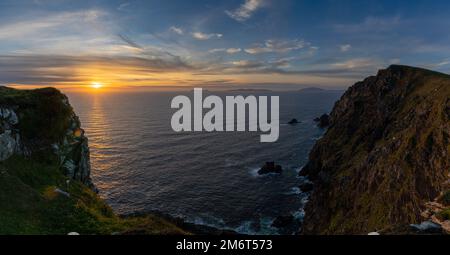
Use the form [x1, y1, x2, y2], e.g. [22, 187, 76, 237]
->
[226, 0, 265, 22]
[169, 26, 184, 35]
[222, 57, 296, 73]
[209, 48, 242, 54]
[0, 9, 120, 56]
[331, 58, 380, 69]
[0, 10, 107, 40]
[117, 2, 130, 11]
[423, 59, 450, 69]
[0, 54, 194, 86]
[226, 48, 242, 54]
[244, 39, 308, 54]
[118, 34, 143, 50]
[334, 16, 403, 33]
[192, 32, 223, 40]
[340, 44, 351, 52]
[434, 60, 450, 67]
[231, 60, 264, 68]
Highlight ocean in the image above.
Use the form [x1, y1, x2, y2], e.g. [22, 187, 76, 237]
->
[67, 90, 342, 234]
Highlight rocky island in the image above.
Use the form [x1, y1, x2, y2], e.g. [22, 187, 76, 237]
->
[300, 65, 450, 234]
[0, 87, 188, 235]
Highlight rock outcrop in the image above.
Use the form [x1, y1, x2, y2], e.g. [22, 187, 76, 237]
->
[53, 114, 95, 190]
[301, 65, 450, 234]
[258, 162, 282, 175]
[0, 86, 188, 235]
[288, 119, 300, 125]
[0, 87, 94, 189]
[0, 107, 21, 160]
[314, 114, 330, 128]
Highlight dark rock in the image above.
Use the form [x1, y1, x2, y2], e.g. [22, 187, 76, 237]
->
[271, 214, 302, 235]
[272, 215, 295, 229]
[299, 183, 314, 193]
[258, 162, 282, 175]
[314, 114, 330, 128]
[288, 118, 299, 125]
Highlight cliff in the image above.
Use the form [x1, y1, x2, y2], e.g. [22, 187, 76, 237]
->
[0, 87, 188, 234]
[0, 87, 94, 188]
[301, 65, 450, 234]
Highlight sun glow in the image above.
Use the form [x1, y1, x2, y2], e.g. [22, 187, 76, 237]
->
[91, 82, 104, 89]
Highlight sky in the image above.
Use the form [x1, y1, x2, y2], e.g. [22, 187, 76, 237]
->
[0, 0, 450, 91]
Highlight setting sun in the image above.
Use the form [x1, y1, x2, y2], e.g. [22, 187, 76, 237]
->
[91, 82, 104, 89]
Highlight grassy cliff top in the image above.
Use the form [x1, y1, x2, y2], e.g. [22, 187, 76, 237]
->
[0, 86, 189, 235]
[0, 155, 189, 235]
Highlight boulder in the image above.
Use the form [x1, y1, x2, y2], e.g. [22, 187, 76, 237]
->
[272, 215, 295, 229]
[258, 162, 282, 175]
[299, 183, 314, 193]
[314, 114, 330, 128]
[271, 214, 302, 235]
[288, 118, 299, 125]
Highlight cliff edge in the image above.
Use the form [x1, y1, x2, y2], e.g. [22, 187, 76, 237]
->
[301, 65, 450, 234]
[0, 87, 188, 235]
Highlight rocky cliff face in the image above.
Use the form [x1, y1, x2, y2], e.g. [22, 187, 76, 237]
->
[0, 87, 94, 189]
[0, 86, 187, 235]
[0, 107, 21, 160]
[301, 65, 450, 234]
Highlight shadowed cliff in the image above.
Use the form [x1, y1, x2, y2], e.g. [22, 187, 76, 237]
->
[301, 65, 450, 234]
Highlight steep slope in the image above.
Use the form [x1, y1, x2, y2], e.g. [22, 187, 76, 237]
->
[0, 87, 188, 235]
[301, 65, 450, 234]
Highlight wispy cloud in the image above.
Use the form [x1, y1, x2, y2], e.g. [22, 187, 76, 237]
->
[334, 16, 403, 33]
[0, 54, 194, 86]
[169, 26, 184, 35]
[225, 0, 265, 22]
[340, 44, 351, 52]
[423, 59, 450, 69]
[117, 2, 130, 11]
[192, 32, 223, 40]
[0, 10, 107, 41]
[244, 39, 308, 54]
[209, 48, 241, 54]
[331, 58, 380, 69]
[118, 34, 144, 50]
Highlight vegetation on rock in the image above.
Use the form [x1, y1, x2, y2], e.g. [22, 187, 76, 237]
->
[301, 65, 450, 234]
[0, 87, 188, 235]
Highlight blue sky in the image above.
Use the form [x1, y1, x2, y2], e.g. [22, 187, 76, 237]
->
[0, 0, 450, 89]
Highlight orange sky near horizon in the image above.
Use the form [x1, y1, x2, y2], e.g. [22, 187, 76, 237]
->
[4, 61, 356, 93]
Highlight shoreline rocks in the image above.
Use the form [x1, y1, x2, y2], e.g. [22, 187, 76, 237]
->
[313, 114, 330, 128]
[271, 214, 302, 235]
[258, 162, 282, 175]
[299, 183, 314, 193]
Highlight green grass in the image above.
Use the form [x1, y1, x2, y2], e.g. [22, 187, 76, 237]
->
[438, 208, 450, 221]
[0, 155, 189, 235]
[441, 190, 450, 206]
[0, 87, 73, 143]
